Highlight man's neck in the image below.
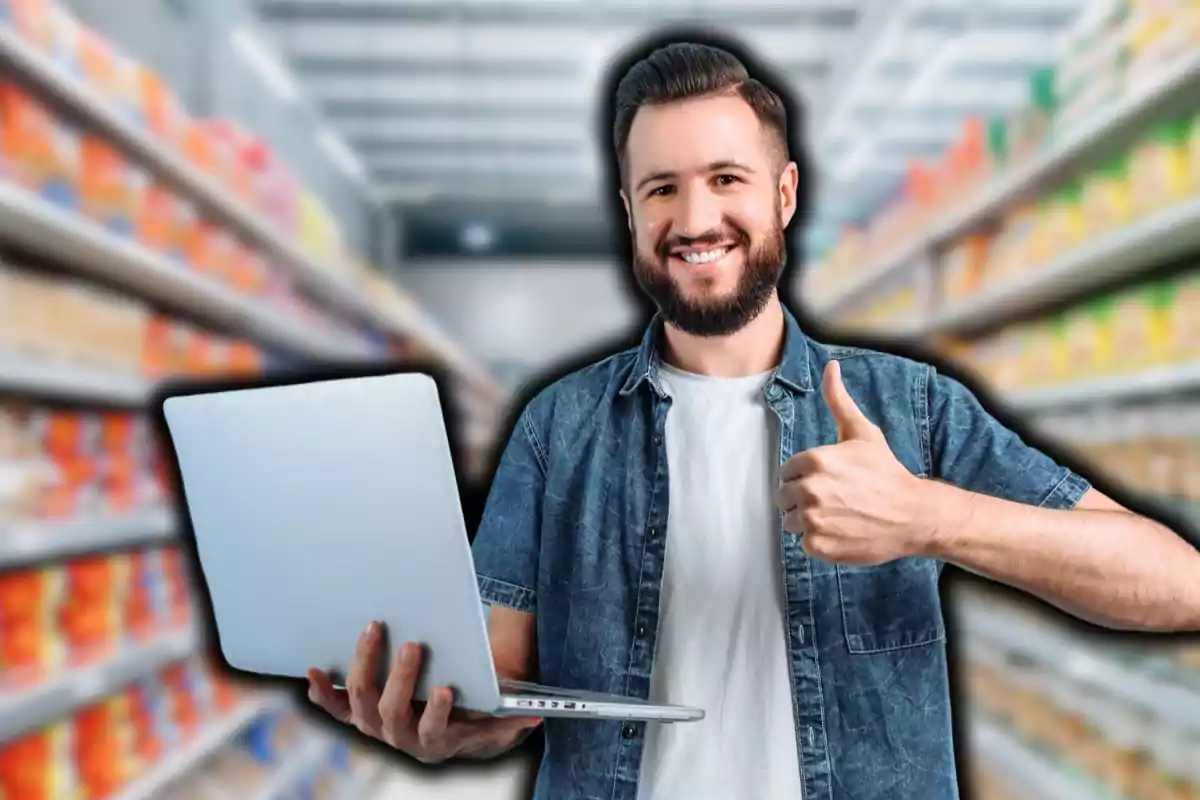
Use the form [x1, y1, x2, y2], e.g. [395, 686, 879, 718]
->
[660, 294, 786, 378]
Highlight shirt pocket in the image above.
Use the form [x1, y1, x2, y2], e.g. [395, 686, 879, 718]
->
[836, 557, 945, 654]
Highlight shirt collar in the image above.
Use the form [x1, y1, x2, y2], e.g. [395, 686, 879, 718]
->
[619, 305, 814, 397]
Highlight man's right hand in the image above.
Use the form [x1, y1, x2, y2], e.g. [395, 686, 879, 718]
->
[306, 621, 543, 764]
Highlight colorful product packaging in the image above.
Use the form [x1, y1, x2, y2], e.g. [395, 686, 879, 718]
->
[1168, 267, 1200, 365]
[1130, 119, 1192, 217]
[0, 83, 80, 210]
[138, 66, 188, 150]
[79, 135, 135, 236]
[0, 721, 77, 800]
[73, 697, 132, 800]
[57, 554, 118, 666]
[0, 566, 62, 686]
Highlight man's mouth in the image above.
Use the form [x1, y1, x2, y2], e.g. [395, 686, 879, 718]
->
[669, 243, 738, 266]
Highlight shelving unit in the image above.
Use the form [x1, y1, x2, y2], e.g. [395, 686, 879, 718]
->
[0, 182, 371, 361]
[0, 507, 173, 565]
[115, 695, 289, 800]
[812, 48, 1200, 320]
[0, 350, 150, 405]
[969, 718, 1096, 800]
[0, 625, 196, 743]
[0, 5, 460, 797]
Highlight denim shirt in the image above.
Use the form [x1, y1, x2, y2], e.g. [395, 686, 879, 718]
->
[470, 308, 1090, 800]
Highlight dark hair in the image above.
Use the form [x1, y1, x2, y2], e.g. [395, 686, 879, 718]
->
[612, 41, 790, 185]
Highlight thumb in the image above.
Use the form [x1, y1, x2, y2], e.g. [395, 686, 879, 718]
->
[822, 360, 878, 442]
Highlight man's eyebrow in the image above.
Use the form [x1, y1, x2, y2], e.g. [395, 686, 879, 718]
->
[634, 160, 756, 192]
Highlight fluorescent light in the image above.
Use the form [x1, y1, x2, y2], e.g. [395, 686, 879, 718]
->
[461, 224, 495, 251]
[230, 27, 300, 103]
[318, 128, 366, 180]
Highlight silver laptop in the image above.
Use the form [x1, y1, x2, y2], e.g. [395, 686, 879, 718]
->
[161, 372, 703, 723]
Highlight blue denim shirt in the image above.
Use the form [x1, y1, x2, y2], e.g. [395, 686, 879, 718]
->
[471, 307, 1090, 800]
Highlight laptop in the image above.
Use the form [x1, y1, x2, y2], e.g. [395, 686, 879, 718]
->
[159, 371, 703, 723]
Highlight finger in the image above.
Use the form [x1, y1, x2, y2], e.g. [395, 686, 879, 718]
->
[306, 668, 352, 724]
[417, 686, 456, 750]
[347, 621, 384, 735]
[780, 449, 820, 483]
[377, 642, 423, 746]
[821, 360, 879, 443]
[775, 477, 816, 512]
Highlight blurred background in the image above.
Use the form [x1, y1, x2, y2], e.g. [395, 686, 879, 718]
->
[0, 0, 1198, 798]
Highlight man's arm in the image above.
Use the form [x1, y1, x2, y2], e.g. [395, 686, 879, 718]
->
[778, 359, 1200, 634]
[917, 482, 1200, 631]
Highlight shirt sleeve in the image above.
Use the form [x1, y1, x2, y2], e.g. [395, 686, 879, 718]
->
[469, 404, 546, 615]
[926, 365, 1092, 510]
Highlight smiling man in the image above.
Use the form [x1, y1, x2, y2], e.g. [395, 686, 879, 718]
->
[307, 38, 1200, 800]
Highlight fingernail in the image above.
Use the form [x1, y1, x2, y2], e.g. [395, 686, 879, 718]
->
[401, 643, 417, 664]
[366, 621, 379, 638]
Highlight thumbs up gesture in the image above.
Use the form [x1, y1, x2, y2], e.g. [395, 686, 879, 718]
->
[775, 360, 928, 566]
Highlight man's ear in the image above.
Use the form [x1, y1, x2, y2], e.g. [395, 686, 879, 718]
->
[620, 189, 633, 232]
[778, 162, 799, 228]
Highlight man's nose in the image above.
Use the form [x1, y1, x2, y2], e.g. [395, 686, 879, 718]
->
[675, 185, 723, 239]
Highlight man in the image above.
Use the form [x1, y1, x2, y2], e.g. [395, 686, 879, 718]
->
[307, 39, 1200, 800]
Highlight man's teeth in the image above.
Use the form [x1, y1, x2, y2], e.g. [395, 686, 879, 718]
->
[680, 247, 730, 265]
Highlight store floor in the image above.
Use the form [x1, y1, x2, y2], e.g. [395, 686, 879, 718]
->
[367, 758, 534, 799]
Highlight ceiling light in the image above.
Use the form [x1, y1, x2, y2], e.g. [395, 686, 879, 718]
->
[461, 224, 496, 252]
[318, 128, 366, 180]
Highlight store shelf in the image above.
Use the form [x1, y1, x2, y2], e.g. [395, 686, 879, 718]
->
[960, 600, 1200, 732]
[117, 695, 290, 800]
[813, 49, 1200, 317]
[926, 194, 1200, 337]
[0, 26, 499, 395]
[253, 734, 335, 800]
[1004, 361, 1200, 412]
[0, 624, 197, 744]
[0, 28, 370, 333]
[970, 717, 1096, 800]
[0, 183, 370, 361]
[0, 507, 174, 565]
[0, 350, 151, 405]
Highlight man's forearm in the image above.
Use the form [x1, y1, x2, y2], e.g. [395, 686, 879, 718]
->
[916, 480, 1200, 631]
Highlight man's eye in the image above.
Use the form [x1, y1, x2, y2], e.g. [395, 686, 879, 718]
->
[649, 185, 674, 197]
[716, 174, 740, 186]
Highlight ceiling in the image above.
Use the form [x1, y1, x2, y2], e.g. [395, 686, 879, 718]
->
[252, 0, 1090, 260]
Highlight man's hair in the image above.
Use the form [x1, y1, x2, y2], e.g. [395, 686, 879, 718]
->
[612, 41, 790, 185]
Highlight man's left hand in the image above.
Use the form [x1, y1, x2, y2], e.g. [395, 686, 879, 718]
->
[775, 360, 932, 565]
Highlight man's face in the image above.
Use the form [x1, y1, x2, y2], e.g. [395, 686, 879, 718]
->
[621, 93, 798, 337]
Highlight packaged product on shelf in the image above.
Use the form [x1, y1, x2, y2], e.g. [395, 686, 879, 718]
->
[138, 66, 188, 150]
[1130, 119, 1193, 218]
[136, 176, 179, 257]
[0, 83, 80, 210]
[123, 679, 165, 781]
[57, 554, 119, 665]
[79, 135, 135, 236]
[160, 659, 203, 741]
[154, 546, 192, 627]
[1181, 404, 1200, 505]
[1111, 284, 1153, 374]
[73, 696, 133, 800]
[75, 20, 120, 100]
[0, 720, 78, 800]
[1082, 694, 1150, 798]
[228, 340, 262, 375]
[941, 235, 988, 303]
[187, 219, 222, 281]
[1126, 0, 1195, 90]
[1191, 107, 1200, 195]
[1082, 156, 1135, 233]
[0, 563, 63, 685]
[1167, 267, 1200, 365]
[208, 228, 238, 285]
[196, 119, 256, 206]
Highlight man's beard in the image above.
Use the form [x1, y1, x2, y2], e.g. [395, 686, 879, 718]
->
[631, 212, 786, 338]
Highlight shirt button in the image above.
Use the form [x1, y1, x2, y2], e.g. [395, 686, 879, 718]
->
[635, 621, 648, 637]
[648, 526, 659, 539]
[766, 384, 782, 401]
[653, 434, 662, 446]
[622, 723, 637, 739]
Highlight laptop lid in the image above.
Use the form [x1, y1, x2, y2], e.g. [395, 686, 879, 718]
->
[160, 372, 505, 712]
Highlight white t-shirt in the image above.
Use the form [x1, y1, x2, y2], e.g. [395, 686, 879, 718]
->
[636, 363, 804, 800]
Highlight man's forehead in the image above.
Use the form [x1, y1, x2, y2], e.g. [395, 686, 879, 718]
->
[625, 94, 771, 176]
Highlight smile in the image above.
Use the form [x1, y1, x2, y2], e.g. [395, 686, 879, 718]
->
[672, 244, 737, 265]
